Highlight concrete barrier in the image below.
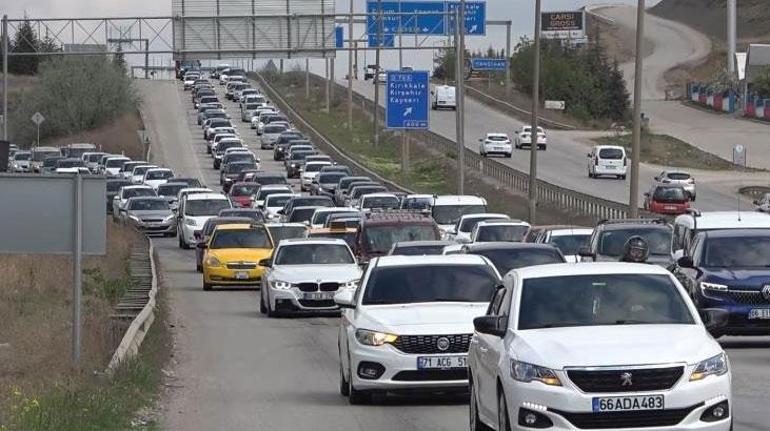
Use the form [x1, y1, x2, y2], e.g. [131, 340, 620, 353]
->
[688, 83, 736, 113]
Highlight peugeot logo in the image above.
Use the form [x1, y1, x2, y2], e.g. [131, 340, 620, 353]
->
[436, 337, 451, 351]
[762, 285, 770, 301]
[620, 372, 633, 387]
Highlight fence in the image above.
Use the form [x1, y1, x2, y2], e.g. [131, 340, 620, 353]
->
[687, 83, 736, 114]
[744, 95, 770, 122]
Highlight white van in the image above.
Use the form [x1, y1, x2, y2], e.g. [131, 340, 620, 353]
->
[587, 145, 627, 179]
[431, 85, 456, 110]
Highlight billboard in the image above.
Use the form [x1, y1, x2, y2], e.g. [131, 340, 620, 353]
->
[541, 11, 585, 40]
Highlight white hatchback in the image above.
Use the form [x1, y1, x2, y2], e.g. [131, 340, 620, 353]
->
[469, 263, 731, 431]
[335, 254, 500, 404]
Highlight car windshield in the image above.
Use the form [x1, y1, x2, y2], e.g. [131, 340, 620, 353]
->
[459, 216, 505, 233]
[314, 211, 357, 226]
[57, 159, 84, 168]
[231, 184, 259, 196]
[266, 195, 292, 207]
[476, 225, 529, 242]
[288, 207, 319, 223]
[207, 112, 227, 119]
[106, 159, 128, 167]
[210, 228, 271, 249]
[86, 153, 104, 162]
[32, 150, 60, 161]
[474, 248, 564, 275]
[210, 120, 230, 128]
[133, 166, 153, 176]
[275, 244, 354, 265]
[157, 184, 186, 197]
[290, 151, 314, 161]
[107, 181, 131, 192]
[308, 232, 357, 249]
[598, 228, 672, 257]
[653, 187, 687, 202]
[391, 245, 446, 256]
[129, 199, 168, 211]
[226, 163, 253, 174]
[362, 196, 399, 209]
[304, 164, 329, 173]
[432, 204, 486, 225]
[352, 187, 387, 200]
[599, 148, 624, 159]
[289, 197, 333, 208]
[171, 178, 202, 188]
[264, 125, 287, 134]
[703, 236, 770, 267]
[402, 197, 432, 210]
[266, 225, 307, 242]
[43, 158, 63, 167]
[549, 234, 591, 255]
[124, 188, 156, 199]
[185, 199, 231, 216]
[362, 264, 498, 305]
[14, 153, 31, 160]
[518, 274, 695, 330]
[146, 170, 173, 180]
[226, 153, 254, 163]
[256, 188, 288, 200]
[363, 225, 438, 253]
[318, 173, 346, 185]
[667, 173, 691, 180]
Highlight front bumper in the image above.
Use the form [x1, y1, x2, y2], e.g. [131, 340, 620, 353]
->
[132, 221, 176, 235]
[502, 368, 730, 431]
[204, 265, 265, 286]
[698, 291, 770, 335]
[483, 144, 512, 154]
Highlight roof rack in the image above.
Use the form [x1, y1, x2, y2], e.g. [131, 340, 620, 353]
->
[364, 209, 432, 221]
[596, 218, 668, 226]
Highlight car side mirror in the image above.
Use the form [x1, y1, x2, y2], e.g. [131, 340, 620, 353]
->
[578, 246, 594, 259]
[334, 290, 356, 309]
[259, 258, 271, 267]
[473, 316, 506, 337]
[677, 256, 694, 268]
[700, 308, 729, 333]
[644, 192, 650, 197]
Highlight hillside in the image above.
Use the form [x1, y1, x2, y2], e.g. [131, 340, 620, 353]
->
[651, 0, 770, 47]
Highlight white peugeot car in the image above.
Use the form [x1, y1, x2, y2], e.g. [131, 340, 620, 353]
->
[260, 238, 361, 316]
[468, 263, 732, 431]
[176, 193, 232, 249]
[479, 133, 513, 158]
[335, 255, 500, 404]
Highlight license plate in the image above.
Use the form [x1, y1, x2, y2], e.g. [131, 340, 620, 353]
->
[417, 355, 467, 370]
[303, 292, 334, 300]
[592, 395, 664, 412]
[235, 272, 249, 280]
[665, 206, 677, 210]
[606, 165, 616, 169]
[748, 308, 770, 319]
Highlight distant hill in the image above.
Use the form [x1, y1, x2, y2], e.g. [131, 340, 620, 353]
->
[651, 0, 770, 47]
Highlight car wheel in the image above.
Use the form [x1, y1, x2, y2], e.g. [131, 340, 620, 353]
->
[259, 289, 267, 314]
[179, 235, 190, 250]
[588, 171, 594, 178]
[498, 389, 512, 431]
[348, 361, 371, 405]
[621, 175, 627, 180]
[178, 234, 184, 249]
[203, 282, 212, 291]
[506, 153, 512, 158]
[470, 375, 493, 431]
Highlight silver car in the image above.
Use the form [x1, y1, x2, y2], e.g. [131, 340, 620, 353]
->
[123, 196, 177, 236]
[654, 170, 696, 200]
[260, 123, 289, 149]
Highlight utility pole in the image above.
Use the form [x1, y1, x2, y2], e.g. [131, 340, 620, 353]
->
[2, 15, 8, 140]
[505, 20, 511, 97]
[398, 0, 403, 69]
[373, 0, 383, 147]
[305, 58, 310, 99]
[727, 0, 736, 75]
[329, 55, 335, 108]
[528, 0, 542, 223]
[629, 0, 645, 218]
[325, 58, 330, 112]
[347, 0, 354, 128]
[454, 3, 466, 194]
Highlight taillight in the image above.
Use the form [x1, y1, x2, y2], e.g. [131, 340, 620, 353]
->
[594, 157, 599, 166]
[623, 158, 627, 166]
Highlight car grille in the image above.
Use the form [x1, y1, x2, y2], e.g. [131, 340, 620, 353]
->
[141, 218, 164, 223]
[567, 366, 684, 393]
[298, 299, 336, 308]
[297, 282, 340, 292]
[226, 262, 257, 270]
[714, 289, 770, 306]
[392, 369, 468, 381]
[392, 334, 472, 355]
[549, 403, 702, 429]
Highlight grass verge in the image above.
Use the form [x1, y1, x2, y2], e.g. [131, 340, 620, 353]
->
[591, 132, 758, 171]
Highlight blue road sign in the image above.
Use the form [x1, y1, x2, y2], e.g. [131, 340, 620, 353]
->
[335, 26, 344, 48]
[386, 70, 430, 129]
[400, 1, 446, 35]
[368, 33, 395, 48]
[367, 2, 401, 35]
[447, 1, 486, 36]
[470, 57, 508, 71]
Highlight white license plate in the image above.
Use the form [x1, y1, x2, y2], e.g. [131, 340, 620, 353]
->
[235, 271, 249, 280]
[748, 308, 770, 319]
[606, 165, 616, 169]
[592, 395, 664, 412]
[417, 355, 467, 370]
[303, 292, 334, 300]
[664, 206, 677, 210]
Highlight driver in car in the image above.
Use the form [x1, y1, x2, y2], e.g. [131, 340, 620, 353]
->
[619, 236, 650, 264]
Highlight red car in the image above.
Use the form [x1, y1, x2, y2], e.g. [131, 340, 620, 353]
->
[644, 184, 691, 215]
[228, 182, 260, 208]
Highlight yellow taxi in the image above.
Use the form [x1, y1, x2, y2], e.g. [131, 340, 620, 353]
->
[306, 222, 357, 250]
[202, 223, 274, 290]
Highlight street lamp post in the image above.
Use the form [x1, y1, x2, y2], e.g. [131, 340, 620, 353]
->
[629, 0, 645, 218]
[527, 0, 542, 223]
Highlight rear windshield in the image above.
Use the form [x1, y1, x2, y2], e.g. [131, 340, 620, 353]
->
[363, 225, 439, 254]
[57, 159, 85, 168]
[32, 150, 60, 161]
[231, 184, 259, 196]
[362, 265, 497, 305]
[653, 187, 687, 202]
[210, 228, 271, 249]
[459, 216, 505, 233]
[185, 199, 231, 216]
[308, 232, 357, 249]
[218, 210, 264, 221]
[475, 225, 529, 242]
[549, 234, 591, 256]
[304, 163, 329, 173]
[157, 184, 187, 197]
[14, 153, 31, 160]
[318, 173, 346, 185]
[146, 170, 173, 180]
[124, 188, 156, 199]
[255, 176, 288, 185]
[362, 196, 399, 209]
[264, 124, 287, 134]
[351, 187, 387, 199]
[473, 248, 564, 275]
[266, 225, 308, 242]
[107, 181, 131, 192]
[129, 199, 168, 211]
[288, 207, 319, 223]
[599, 148, 624, 160]
[106, 159, 128, 168]
[274, 244, 354, 265]
[598, 227, 672, 257]
[391, 244, 446, 256]
[266, 195, 292, 207]
[667, 173, 691, 181]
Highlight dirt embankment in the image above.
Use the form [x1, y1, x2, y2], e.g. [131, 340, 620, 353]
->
[46, 110, 147, 160]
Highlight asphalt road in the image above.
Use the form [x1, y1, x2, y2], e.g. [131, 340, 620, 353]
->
[596, 5, 770, 170]
[135, 77, 770, 431]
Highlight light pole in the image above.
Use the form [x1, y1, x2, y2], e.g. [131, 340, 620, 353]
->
[629, 0, 645, 218]
[727, 0, 736, 75]
[527, 0, 542, 223]
[454, 2, 466, 194]
[373, 0, 383, 147]
[347, 0, 354, 128]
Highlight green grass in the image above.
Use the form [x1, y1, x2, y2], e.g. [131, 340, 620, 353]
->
[592, 132, 759, 171]
[266, 72, 454, 194]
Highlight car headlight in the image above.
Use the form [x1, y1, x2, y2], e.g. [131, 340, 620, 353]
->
[355, 329, 398, 346]
[271, 280, 294, 290]
[510, 360, 562, 386]
[206, 256, 221, 267]
[690, 353, 728, 381]
[700, 282, 728, 292]
[341, 280, 359, 290]
[129, 215, 141, 223]
[185, 218, 197, 226]
[162, 214, 175, 223]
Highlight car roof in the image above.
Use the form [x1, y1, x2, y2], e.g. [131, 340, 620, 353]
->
[374, 254, 490, 267]
[433, 195, 487, 205]
[593, 145, 624, 150]
[674, 211, 770, 230]
[266, 193, 294, 201]
[127, 196, 167, 202]
[464, 242, 559, 252]
[460, 213, 508, 220]
[548, 228, 594, 236]
[187, 193, 228, 201]
[146, 167, 172, 172]
[266, 223, 307, 227]
[122, 185, 153, 191]
[394, 240, 455, 247]
[514, 262, 671, 280]
[277, 238, 348, 246]
[701, 228, 770, 239]
[486, 132, 508, 137]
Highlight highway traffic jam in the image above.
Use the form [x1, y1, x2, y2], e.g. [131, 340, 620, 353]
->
[14, 65, 770, 431]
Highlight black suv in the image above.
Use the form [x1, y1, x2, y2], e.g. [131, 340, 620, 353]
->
[579, 218, 673, 266]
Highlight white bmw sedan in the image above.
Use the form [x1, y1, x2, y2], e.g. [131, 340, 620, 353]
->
[468, 263, 731, 431]
[334, 254, 500, 404]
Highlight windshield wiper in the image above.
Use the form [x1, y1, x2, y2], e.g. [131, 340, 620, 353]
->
[535, 322, 588, 329]
[612, 319, 654, 325]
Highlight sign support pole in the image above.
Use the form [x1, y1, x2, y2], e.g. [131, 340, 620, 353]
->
[373, 1, 383, 147]
[528, 0, 542, 224]
[454, 4, 465, 195]
[347, 0, 354, 128]
[329, 55, 335, 108]
[72, 173, 83, 366]
[505, 20, 511, 97]
[2, 15, 8, 140]
[629, 0, 645, 218]
[324, 58, 330, 112]
[401, 131, 409, 185]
